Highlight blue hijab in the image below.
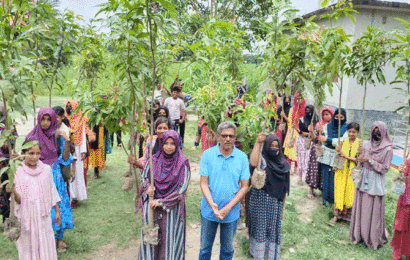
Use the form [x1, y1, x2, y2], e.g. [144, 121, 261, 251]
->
[327, 108, 348, 139]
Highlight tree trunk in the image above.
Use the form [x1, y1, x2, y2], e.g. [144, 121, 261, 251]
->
[337, 78, 343, 143]
[48, 85, 53, 107]
[147, 1, 157, 228]
[404, 77, 410, 159]
[31, 84, 36, 126]
[403, 122, 410, 159]
[360, 82, 368, 144]
[90, 78, 94, 93]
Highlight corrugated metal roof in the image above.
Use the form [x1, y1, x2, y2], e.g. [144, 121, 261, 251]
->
[303, 0, 410, 19]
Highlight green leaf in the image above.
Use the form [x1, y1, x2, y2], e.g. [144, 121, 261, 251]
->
[21, 140, 39, 150]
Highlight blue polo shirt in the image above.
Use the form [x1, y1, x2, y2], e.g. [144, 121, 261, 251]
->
[199, 145, 250, 223]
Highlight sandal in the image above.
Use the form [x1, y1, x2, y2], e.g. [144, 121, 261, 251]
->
[308, 191, 314, 199]
[57, 241, 67, 253]
[70, 200, 78, 209]
[328, 216, 337, 226]
[57, 245, 67, 253]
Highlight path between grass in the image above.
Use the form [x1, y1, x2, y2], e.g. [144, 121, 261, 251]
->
[1, 105, 398, 259]
[82, 160, 244, 260]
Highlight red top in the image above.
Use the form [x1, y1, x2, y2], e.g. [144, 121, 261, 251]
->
[398, 159, 410, 206]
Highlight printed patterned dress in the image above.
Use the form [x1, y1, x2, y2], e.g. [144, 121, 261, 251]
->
[51, 136, 74, 239]
[305, 128, 321, 189]
[283, 107, 298, 162]
[138, 164, 191, 260]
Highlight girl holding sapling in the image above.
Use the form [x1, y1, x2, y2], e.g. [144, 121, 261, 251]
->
[12, 141, 61, 260]
[330, 122, 360, 225]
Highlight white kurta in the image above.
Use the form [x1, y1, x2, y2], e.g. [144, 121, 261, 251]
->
[69, 126, 88, 201]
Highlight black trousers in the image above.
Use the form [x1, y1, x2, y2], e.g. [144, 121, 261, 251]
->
[110, 130, 122, 147]
[172, 119, 185, 145]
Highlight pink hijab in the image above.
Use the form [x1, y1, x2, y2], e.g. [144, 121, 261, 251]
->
[149, 130, 190, 199]
[26, 108, 58, 165]
[320, 106, 335, 126]
[364, 121, 393, 171]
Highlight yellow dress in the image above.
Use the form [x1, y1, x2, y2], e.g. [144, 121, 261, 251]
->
[334, 138, 359, 211]
[284, 107, 298, 161]
[88, 126, 106, 170]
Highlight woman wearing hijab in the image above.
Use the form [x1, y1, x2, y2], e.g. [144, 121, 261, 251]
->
[26, 107, 74, 252]
[317, 108, 348, 206]
[138, 130, 190, 260]
[65, 100, 95, 208]
[283, 93, 306, 174]
[295, 105, 317, 184]
[248, 133, 290, 260]
[88, 124, 108, 179]
[391, 159, 410, 259]
[305, 106, 335, 198]
[275, 96, 292, 144]
[0, 103, 13, 222]
[155, 105, 170, 121]
[128, 117, 171, 169]
[350, 121, 393, 249]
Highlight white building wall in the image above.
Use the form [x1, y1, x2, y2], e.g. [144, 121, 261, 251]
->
[314, 15, 356, 109]
[345, 8, 410, 112]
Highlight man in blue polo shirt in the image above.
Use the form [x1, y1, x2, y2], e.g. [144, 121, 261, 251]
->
[198, 122, 250, 260]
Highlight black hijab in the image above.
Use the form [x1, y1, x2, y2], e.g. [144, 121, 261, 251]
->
[277, 96, 292, 117]
[299, 105, 317, 133]
[260, 135, 290, 201]
[154, 106, 170, 122]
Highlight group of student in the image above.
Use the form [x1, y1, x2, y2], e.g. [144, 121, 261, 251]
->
[0, 100, 115, 258]
[1, 87, 409, 260]
[274, 94, 409, 259]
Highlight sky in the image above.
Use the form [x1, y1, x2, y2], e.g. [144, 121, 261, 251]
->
[58, 0, 322, 25]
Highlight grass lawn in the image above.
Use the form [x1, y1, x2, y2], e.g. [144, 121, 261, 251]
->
[238, 169, 399, 260]
[0, 97, 402, 259]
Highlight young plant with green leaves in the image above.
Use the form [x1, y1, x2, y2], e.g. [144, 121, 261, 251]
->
[316, 0, 356, 143]
[349, 26, 391, 143]
[74, 25, 106, 93]
[390, 18, 410, 158]
[258, 0, 303, 98]
[40, 9, 82, 106]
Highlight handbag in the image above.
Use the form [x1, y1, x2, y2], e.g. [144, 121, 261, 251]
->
[392, 174, 407, 195]
[304, 136, 312, 150]
[278, 122, 286, 132]
[332, 140, 345, 169]
[60, 164, 72, 183]
[315, 143, 323, 157]
[333, 154, 345, 169]
[251, 144, 266, 189]
[350, 164, 363, 187]
[286, 128, 296, 148]
[122, 169, 135, 191]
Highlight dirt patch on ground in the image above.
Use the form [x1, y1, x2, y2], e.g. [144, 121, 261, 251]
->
[85, 159, 243, 260]
[85, 221, 244, 260]
[290, 173, 322, 223]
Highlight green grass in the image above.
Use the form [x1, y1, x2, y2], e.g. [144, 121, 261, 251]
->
[0, 131, 138, 260]
[0, 105, 203, 260]
[0, 98, 403, 259]
[241, 169, 399, 260]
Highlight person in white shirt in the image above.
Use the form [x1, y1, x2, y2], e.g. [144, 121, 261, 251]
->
[154, 83, 167, 105]
[164, 87, 186, 145]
